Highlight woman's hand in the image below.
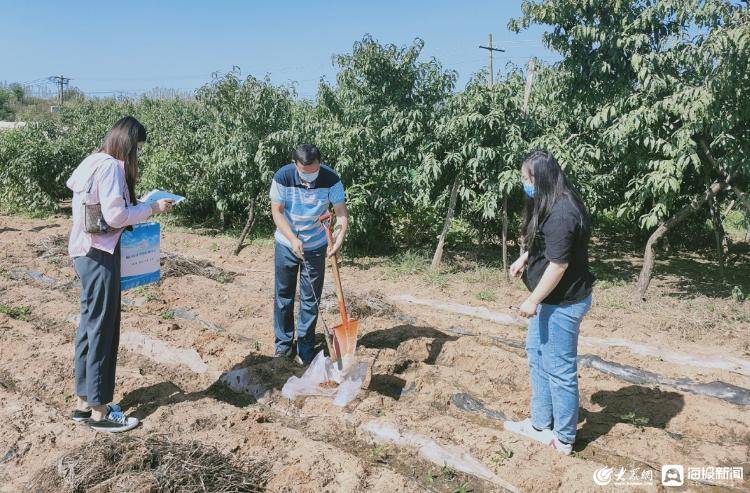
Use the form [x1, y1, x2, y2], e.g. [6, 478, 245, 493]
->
[509, 253, 528, 278]
[150, 199, 174, 214]
[518, 297, 538, 318]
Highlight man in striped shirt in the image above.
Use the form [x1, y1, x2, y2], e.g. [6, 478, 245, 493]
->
[269, 144, 348, 364]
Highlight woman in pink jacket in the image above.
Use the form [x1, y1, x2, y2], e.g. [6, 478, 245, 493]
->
[67, 116, 173, 433]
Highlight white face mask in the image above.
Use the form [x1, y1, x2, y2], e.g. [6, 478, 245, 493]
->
[298, 170, 319, 183]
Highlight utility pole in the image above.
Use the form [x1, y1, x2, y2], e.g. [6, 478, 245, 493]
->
[479, 34, 505, 86]
[523, 58, 536, 116]
[49, 75, 71, 105]
[479, 35, 508, 277]
[519, 58, 537, 259]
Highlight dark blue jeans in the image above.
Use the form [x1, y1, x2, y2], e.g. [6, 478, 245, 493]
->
[73, 244, 121, 406]
[273, 242, 326, 363]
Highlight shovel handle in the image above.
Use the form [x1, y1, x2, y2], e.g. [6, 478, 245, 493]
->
[330, 251, 349, 324]
[320, 212, 349, 324]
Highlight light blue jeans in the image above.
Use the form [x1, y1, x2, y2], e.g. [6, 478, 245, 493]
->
[525, 294, 592, 444]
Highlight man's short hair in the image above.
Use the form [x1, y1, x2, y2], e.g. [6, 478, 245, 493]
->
[293, 144, 321, 165]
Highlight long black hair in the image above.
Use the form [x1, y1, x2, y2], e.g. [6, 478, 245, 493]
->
[521, 150, 589, 248]
[99, 116, 147, 204]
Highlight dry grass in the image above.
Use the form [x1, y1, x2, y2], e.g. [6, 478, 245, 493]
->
[25, 435, 270, 493]
[34, 234, 68, 259]
[160, 252, 237, 284]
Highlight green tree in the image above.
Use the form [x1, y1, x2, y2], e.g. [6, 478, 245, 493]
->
[421, 75, 527, 270]
[9, 84, 24, 103]
[0, 84, 25, 120]
[312, 35, 457, 250]
[137, 97, 210, 219]
[512, 0, 750, 297]
[0, 88, 12, 120]
[194, 72, 294, 228]
[0, 122, 79, 212]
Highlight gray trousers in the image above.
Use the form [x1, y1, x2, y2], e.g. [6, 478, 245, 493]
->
[73, 244, 121, 406]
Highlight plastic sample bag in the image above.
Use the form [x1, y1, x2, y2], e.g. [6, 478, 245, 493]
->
[281, 351, 368, 407]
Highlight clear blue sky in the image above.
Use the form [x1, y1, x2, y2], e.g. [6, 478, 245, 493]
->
[1, 1, 557, 99]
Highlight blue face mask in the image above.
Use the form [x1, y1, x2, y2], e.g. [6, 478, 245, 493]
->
[523, 181, 535, 198]
[298, 170, 319, 183]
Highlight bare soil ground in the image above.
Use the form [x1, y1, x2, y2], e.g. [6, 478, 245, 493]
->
[1, 213, 749, 492]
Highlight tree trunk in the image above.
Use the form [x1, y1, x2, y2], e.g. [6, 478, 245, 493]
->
[233, 197, 257, 256]
[635, 177, 730, 299]
[730, 182, 750, 214]
[502, 195, 509, 280]
[517, 58, 535, 273]
[694, 135, 744, 265]
[709, 196, 726, 276]
[431, 176, 460, 271]
[219, 210, 227, 231]
[723, 199, 736, 217]
[725, 183, 750, 241]
[696, 135, 750, 213]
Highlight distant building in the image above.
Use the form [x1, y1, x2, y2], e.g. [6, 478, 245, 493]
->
[0, 121, 27, 131]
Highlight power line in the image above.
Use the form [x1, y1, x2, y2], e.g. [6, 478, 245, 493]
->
[18, 77, 50, 86]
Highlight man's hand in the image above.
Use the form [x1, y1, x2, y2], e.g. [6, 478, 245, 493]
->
[327, 227, 343, 258]
[518, 297, 538, 318]
[509, 253, 528, 278]
[327, 238, 343, 258]
[291, 237, 305, 260]
[271, 201, 305, 259]
[327, 202, 348, 259]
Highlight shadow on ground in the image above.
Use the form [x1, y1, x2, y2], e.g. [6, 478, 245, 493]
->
[120, 351, 308, 421]
[359, 324, 458, 400]
[588, 241, 750, 299]
[653, 253, 750, 299]
[29, 223, 60, 232]
[589, 258, 637, 285]
[576, 385, 685, 449]
[358, 325, 458, 365]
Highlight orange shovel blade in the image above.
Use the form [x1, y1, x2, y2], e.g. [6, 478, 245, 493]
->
[331, 319, 359, 362]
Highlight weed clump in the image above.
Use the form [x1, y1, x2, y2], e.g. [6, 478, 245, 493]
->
[25, 435, 270, 492]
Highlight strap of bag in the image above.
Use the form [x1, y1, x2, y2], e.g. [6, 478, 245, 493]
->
[83, 158, 129, 205]
[83, 163, 122, 200]
[85, 165, 99, 195]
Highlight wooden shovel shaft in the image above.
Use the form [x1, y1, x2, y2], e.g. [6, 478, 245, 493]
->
[303, 254, 338, 361]
[329, 251, 349, 325]
[320, 210, 349, 326]
[320, 312, 336, 357]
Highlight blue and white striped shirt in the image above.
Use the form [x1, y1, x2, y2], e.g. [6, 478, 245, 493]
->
[269, 163, 346, 251]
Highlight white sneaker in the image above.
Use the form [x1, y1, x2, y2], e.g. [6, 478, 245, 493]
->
[88, 409, 139, 433]
[548, 436, 573, 455]
[504, 418, 554, 445]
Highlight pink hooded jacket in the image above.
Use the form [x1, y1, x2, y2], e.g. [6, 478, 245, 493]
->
[66, 152, 152, 258]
